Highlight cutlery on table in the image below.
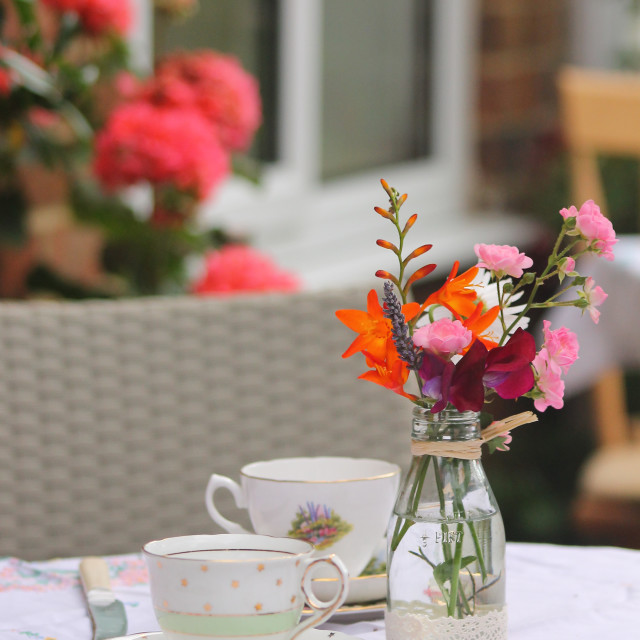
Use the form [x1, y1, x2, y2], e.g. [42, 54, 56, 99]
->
[80, 556, 128, 640]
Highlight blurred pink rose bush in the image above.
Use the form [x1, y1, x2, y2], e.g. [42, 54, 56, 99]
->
[0, 0, 287, 298]
[191, 245, 300, 296]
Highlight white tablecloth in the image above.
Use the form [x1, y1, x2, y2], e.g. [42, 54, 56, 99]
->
[545, 234, 640, 396]
[1, 542, 639, 639]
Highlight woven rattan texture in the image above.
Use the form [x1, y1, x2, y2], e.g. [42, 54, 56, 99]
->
[0, 290, 410, 560]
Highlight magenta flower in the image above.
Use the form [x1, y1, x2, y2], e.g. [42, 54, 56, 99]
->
[532, 349, 565, 411]
[582, 277, 608, 324]
[474, 244, 533, 278]
[574, 200, 617, 260]
[422, 340, 487, 413]
[482, 328, 536, 399]
[541, 320, 579, 374]
[418, 353, 451, 405]
[413, 318, 472, 359]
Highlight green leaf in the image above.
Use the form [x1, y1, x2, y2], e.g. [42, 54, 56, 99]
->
[13, 0, 41, 51]
[479, 411, 494, 430]
[0, 187, 28, 244]
[433, 555, 476, 585]
[487, 435, 510, 454]
[2, 49, 92, 141]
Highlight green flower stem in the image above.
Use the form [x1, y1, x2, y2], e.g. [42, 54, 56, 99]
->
[500, 225, 571, 344]
[432, 457, 452, 563]
[447, 523, 465, 618]
[391, 455, 431, 551]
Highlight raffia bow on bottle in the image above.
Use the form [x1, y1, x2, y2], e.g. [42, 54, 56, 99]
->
[410, 411, 538, 460]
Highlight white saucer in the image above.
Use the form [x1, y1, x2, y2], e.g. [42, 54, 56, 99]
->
[112, 629, 361, 640]
[311, 572, 386, 605]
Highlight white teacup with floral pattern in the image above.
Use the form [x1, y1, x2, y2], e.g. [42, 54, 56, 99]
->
[205, 456, 401, 578]
[143, 534, 348, 640]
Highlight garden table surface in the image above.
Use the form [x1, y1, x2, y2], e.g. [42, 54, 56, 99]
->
[1, 542, 639, 639]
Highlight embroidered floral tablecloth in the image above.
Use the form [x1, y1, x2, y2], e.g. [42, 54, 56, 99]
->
[1, 543, 639, 640]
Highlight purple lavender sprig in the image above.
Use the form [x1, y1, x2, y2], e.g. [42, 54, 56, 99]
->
[382, 281, 423, 370]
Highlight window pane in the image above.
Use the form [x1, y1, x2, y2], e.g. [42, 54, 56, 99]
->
[153, 0, 279, 161]
[321, 0, 433, 180]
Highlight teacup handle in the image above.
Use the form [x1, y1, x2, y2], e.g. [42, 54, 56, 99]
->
[292, 554, 349, 639]
[204, 474, 250, 534]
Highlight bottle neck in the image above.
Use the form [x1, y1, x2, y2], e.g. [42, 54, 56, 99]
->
[411, 407, 481, 442]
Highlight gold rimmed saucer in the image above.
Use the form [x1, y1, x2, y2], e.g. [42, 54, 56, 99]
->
[311, 571, 386, 605]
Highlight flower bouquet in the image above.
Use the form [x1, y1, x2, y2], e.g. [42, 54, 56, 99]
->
[336, 180, 616, 639]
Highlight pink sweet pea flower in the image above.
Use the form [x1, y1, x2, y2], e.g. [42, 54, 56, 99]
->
[532, 349, 565, 411]
[574, 200, 617, 260]
[541, 320, 579, 374]
[474, 244, 533, 279]
[413, 318, 472, 359]
[582, 277, 608, 324]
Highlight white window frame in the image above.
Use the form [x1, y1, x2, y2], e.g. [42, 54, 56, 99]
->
[137, 0, 534, 290]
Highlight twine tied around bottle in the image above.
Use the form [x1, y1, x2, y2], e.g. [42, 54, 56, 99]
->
[410, 411, 539, 460]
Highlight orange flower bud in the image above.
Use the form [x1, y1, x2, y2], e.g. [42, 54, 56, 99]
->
[374, 206, 394, 220]
[403, 263, 437, 295]
[402, 213, 418, 235]
[398, 193, 408, 206]
[402, 243, 433, 266]
[375, 270, 399, 286]
[376, 239, 399, 253]
[380, 178, 392, 195]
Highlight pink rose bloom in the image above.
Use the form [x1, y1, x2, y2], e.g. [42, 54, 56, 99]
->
[575, 200, 617, 260]
[474, 244, 533, 278]
[559, 205, 578, 220]
[413, 318, 472, 359]
[583, 277, 608, 324]
[532, 349, 565, 411]
[42, 0, 132, 36]
[541, 320, 579, 374]
[558, 256, 575, 278]
[191, 245, 301, 296]
[141, 50, 262, 152]
[93, 103, 229, 199]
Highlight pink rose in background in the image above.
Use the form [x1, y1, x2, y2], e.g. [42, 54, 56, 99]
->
[191, 245, 301, 296]
[541, 320, 579, 374]
[583, 277, 608, 324]
[141, 50, 262, 152]
[413, 318, 472, 359]
[574, 200, 617, 260]
[93, 102, 229, 199]
[532, 349, 565, 411]
[42, 0, 132, 36]
[474, 244, 533, 278]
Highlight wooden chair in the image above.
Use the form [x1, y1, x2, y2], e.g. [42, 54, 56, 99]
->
[557, 66, 640, 547]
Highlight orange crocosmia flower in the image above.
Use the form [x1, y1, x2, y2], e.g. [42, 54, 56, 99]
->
[422, 261, 479, 319]
[463, 302, 500, 350]
[336, 289, 421, 361]
[359, 347, 417, 401]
